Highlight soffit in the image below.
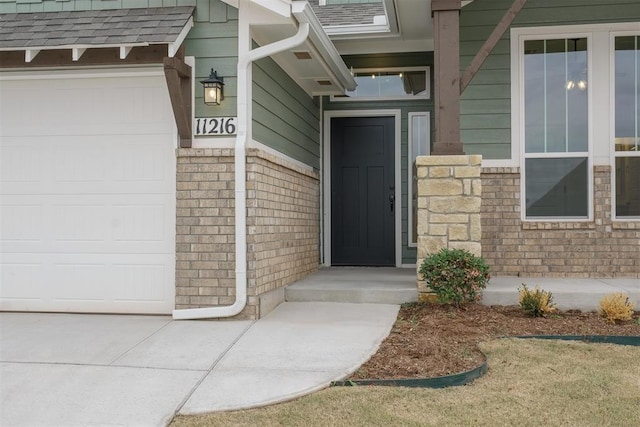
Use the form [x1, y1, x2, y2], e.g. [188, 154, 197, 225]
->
[250, 1, 356, 95]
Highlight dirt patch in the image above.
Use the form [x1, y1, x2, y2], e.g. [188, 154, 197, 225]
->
[351, 303, 640, 380]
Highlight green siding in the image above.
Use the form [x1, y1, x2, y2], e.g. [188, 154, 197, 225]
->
[460, 0, 640, 159]
[0, 0, 238, 117]
[324, 52, 432, 265]
[186, 1, 238, 118]
[252, 55, 321, 169]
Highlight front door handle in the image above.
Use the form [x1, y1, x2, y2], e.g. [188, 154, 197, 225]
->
[389, 194, 395, 214]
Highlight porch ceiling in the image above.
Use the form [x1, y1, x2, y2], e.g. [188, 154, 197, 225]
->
[327, 0, 474, 55]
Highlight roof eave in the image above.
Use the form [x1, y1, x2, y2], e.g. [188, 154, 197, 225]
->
[292, 1, 356, 92]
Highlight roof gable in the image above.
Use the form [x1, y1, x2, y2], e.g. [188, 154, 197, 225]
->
[0, 6, 194, 50]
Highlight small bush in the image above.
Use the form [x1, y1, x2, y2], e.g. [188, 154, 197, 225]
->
[418, 248, 490, 307]
[518, 284, 556, 317]
[599, 293, 635, 324]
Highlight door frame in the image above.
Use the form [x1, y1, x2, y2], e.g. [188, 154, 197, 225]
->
[322, 109, 402, 267]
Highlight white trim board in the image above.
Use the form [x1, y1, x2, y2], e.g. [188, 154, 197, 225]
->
[407, 111, 430, 248]
[323, 109, 402, 267]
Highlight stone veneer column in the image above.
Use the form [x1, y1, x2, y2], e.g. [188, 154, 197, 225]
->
[416, 155, 482, 298]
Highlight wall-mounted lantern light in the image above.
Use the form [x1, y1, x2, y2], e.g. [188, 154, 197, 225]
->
[201, 69, 224, 106]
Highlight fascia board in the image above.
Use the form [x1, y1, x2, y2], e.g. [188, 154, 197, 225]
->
[251, 0, 292, 17]
[219, 0, 239, 8]
[324, 24, 391, 37]
[292, 1, 356, 92]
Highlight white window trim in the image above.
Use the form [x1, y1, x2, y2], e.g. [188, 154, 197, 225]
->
[512, 23, 640, 222]
[512, 26, 603, 222]
[610, 30, 640, 221]
[330, 67, 430, 102]
[519, 32, 594, 222]
[407, 111, 430, 247]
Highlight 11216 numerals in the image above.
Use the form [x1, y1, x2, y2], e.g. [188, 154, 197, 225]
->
[195, 117, 237, 136]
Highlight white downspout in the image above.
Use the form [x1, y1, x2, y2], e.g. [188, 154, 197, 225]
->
[173, 6, 310, 320]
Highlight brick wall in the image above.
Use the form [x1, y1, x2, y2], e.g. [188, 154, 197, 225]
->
[175, 148, 320, 319]
[246, 148, 320, 305]
[481, 166, 640, 278]
[175, 149, 239, 313]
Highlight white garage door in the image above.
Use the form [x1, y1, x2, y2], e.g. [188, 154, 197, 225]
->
[0, 69, 176, 314]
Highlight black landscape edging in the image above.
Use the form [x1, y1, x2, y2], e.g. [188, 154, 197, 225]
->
[331, 360, 488, 389]
[514, 335, 640, 346]
[332, 335, 640, 389]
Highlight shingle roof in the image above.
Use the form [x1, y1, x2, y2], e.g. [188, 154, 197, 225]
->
[308, 0, 385, 27]
[0, 6, 194, 49]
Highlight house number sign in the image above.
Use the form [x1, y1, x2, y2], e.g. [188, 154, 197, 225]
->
[195, 117, 237, 136]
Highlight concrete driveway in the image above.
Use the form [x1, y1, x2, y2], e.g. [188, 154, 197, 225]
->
[0, 302, 398, 426]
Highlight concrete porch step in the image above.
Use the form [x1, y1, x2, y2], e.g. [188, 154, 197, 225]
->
[285, 267, 419, 305]
[286, 269, 639, 312]
[482, 277, 640, 312]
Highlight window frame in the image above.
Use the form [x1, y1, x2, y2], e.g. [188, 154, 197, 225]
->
[512, 23, 640, 223]
[330, 67, 430, 102]
[517, 32, 594, 222]
[407, 111, 430, 247]
[610, 30, 640, 221]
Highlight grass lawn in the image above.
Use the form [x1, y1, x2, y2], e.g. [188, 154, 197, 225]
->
[171, 338, 640, 427]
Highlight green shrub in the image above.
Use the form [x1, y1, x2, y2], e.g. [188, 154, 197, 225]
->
[518, 284, 556, 317]
[418, 248, 490, 307]
[599, 293, 635, 324]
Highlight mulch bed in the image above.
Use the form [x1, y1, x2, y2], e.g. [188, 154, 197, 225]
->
[350, 303, 640, 380]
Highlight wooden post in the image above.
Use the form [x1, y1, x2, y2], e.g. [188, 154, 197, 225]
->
[163, 56, 193, 148]
[431, 0, 464, 155]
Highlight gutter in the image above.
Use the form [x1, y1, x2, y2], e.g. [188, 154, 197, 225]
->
[292, 1, 356, 92]
[172, 1, 310, 320]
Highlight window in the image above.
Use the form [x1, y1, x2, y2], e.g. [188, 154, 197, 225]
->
[408, 112, 430, 246]
[614, 35, 640, 218]
[522, 38, 590, 219]
[513, 24, 640, 222]
[332, 67, 430, 101]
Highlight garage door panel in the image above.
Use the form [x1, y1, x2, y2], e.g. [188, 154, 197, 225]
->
[1, 254, 173, 313]
[112, 204, 168, 243]
[111, 138, 172, 185]
[0, 263, 42, 300]
[0, 140, 175, 194]
[2, 195, 173, 251]
[0, 71, 176, 314]
[1, 78, 174, 137]
[1, 204, 43, 241]
[113, 263, 168, 302]
[1, 137, 172, 195]
[51, 263, 109, 301]
[0, 141, 44, 185]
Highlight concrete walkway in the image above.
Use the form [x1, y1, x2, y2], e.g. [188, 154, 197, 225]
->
[0, 302, 399, 426]
[483, 277, 640, 311]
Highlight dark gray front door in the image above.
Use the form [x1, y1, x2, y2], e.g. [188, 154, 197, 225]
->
[331, 116, 395, 266]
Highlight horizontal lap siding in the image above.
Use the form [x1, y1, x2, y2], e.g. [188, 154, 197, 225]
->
[460, 0, 640, 160]
[252, 55, 320, 169]
[185, 0, 238, 119]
